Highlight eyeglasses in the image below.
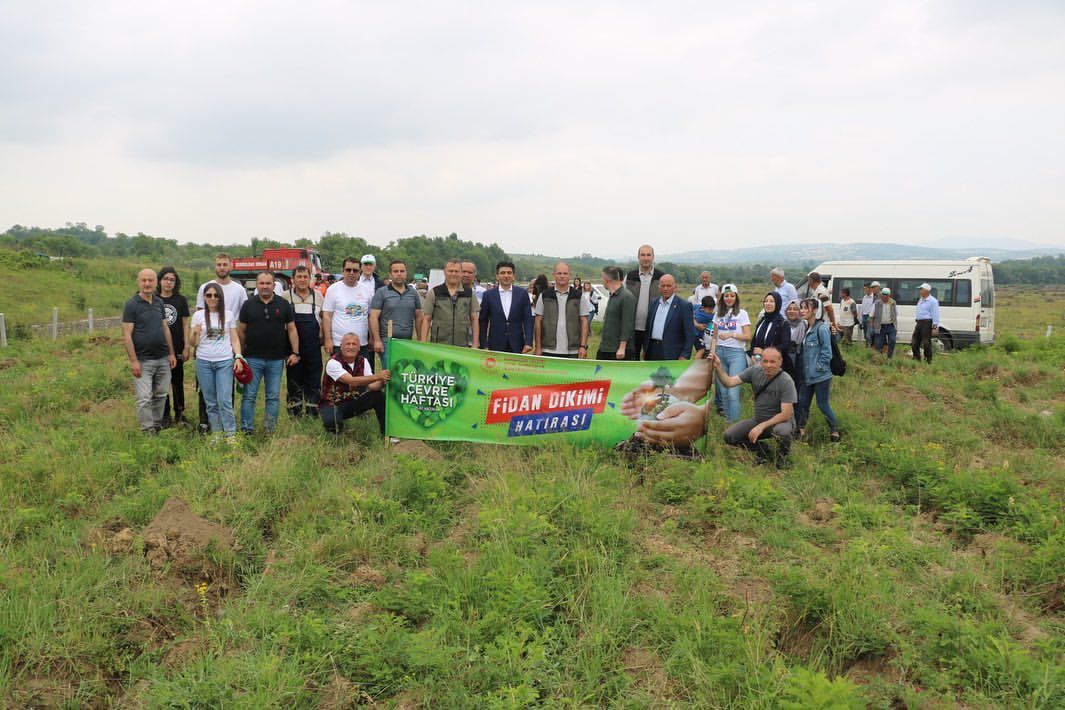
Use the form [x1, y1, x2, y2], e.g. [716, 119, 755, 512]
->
[344, 268, 359, 273]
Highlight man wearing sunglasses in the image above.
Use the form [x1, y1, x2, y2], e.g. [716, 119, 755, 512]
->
[238, 272, 299, 434]
[322, 255, 382, 361]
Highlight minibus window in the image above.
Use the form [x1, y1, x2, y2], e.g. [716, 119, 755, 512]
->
[981, 279, 994, 307]
[955, 280, 971, 306]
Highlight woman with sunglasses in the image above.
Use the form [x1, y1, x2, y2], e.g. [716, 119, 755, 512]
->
[190, 283, 245, 439]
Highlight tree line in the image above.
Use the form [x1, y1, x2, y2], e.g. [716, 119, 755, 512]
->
[2, 223, 1061, 285]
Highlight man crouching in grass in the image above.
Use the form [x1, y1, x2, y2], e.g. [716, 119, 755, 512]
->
[320, 333, 390, 435]
[621, 346, 794, 466]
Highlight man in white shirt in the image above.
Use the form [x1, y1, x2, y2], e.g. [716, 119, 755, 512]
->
[691, 271, 720, 306]
[196, 252, 248, 320]
[860, 282, 879, 347]
[319, 332, 390, 435]
[534, 261, 591, 358]
[461, 261, 487, 304]
[322, 256, 379, 359]
[624, 244, 664, 360]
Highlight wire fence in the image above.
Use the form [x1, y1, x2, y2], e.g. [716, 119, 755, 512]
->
[0, 309, 123, 346]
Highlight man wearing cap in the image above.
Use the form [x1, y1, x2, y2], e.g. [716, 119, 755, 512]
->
[770, 268, 798, 307]
[870, 287, 898, 358]
[238, 272, 300, 433]
[322, 256, 382, 361]
[861, 282, 879, 347]
[912, 283, 941, 363]
[625, 244, 664, 361]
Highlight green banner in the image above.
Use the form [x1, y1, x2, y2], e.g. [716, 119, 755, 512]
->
[385, 339, 702, 446]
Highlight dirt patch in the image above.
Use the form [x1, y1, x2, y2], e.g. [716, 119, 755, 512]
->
[162, 637, 206, 670]
[8, 678, 77, 707]
[0, 358, 17, 370]
[390, 439, 441, 460]
[808, 498, 837, 523]
[317, 674, 369, 709]
[142, 497, 236, 572]
[92, 520, 137, 555]
[348, 565, 387, 588]
[845, 651, 901, 685]
[623, 646, 673, 699]
[85, 397, 127, 417]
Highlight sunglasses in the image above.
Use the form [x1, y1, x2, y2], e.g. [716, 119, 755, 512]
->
[204, 293, 219, 299]
[344, 268, 359, 273]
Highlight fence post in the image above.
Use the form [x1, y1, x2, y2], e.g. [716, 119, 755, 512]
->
[52, 307, 59, 340]
[1048, 325, 1054, 338]
[88, 308, 94, 333]
[0, 313, 7, 348]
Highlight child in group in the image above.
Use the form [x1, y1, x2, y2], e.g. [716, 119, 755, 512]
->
[693, 295, 716, 352]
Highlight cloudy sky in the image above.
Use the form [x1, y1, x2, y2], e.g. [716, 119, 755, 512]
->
[1, 1, 1062, 256]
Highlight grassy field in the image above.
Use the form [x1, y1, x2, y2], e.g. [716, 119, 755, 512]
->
[0, 281, 1063, 707]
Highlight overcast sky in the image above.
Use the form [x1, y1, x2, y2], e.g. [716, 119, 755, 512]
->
[1, 1, 1062, 256]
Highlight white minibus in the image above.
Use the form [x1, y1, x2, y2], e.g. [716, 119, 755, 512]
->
[810, 257, 995, 351]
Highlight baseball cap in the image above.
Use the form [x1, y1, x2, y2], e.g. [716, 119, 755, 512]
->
[919, 282, 932, 291]
[881, 287, 891, 295]
[721, 283, 738, 294]
[234, 359, 253, 385]
[360, 254, 376, 265]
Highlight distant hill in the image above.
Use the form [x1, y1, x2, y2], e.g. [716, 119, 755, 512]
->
[656, 242, 1062, 265]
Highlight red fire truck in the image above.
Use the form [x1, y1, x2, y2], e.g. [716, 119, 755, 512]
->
[230, 248, 329, 292]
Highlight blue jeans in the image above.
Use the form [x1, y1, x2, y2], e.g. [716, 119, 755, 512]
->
[715, 346, 749, 422]
[241, 357, 284, 432]
[196, 358, 236, 434]
[797, 378, 838, 431]
[875, 324, 897, 358]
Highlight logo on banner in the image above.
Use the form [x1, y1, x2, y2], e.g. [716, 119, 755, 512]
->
[390, 359, 469, 428]
[486, 380, 611, 437]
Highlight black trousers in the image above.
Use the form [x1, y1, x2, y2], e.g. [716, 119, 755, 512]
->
[911, 319, 934, 363]
[631, 330, 648, 361]
[288, 320, 323, 415]
[163, 356, 185, 422]
[596, 349, 619, 360]
[320, 390, 386, 435]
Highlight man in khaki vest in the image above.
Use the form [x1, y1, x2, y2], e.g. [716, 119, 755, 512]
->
[420, 259, 480, 348]
[534, 261, 591, 359]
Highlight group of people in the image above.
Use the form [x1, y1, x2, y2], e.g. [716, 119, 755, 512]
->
[122, 244, 941, 465]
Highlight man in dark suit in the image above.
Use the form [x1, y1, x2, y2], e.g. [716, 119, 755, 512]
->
[644, 274, 696, 361]
[479, 260, 534, 353]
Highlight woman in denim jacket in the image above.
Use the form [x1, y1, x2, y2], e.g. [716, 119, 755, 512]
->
[796, 298, 840, 443]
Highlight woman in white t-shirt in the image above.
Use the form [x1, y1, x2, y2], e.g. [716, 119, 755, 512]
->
[713, 284, 752, 422]
[190, 282, 245, 438]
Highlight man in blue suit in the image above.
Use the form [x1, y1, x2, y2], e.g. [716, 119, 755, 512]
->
[645, 274, 696, 360]
[479, 260, 534, 353]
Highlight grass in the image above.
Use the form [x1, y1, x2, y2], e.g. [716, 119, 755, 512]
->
[0, 281, 1063, 707]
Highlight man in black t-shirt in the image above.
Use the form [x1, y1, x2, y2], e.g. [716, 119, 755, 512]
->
[238, 272, 299, 434]
[122, 269, 177, 433]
